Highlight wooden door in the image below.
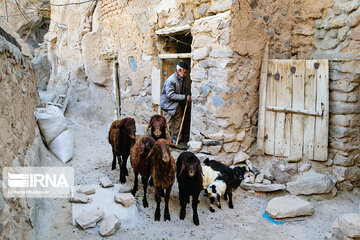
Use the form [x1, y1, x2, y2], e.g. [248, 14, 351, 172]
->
[258, 59, 329, 161]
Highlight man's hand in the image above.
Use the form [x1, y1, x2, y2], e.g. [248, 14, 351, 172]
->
[187, 95, 191, 102]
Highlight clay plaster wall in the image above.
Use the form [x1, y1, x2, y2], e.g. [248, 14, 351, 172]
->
[45, 0, 360, 189]
[0, 20, 39, 239]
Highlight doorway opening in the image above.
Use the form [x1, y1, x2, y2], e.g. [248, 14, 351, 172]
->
[157, 29, 192, 146]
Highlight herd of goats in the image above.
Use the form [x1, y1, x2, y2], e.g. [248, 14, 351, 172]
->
[108, 115, 247, 226]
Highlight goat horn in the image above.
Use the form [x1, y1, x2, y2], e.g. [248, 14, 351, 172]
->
[146, 144, 156, 160]
[146, 119, 152, 132]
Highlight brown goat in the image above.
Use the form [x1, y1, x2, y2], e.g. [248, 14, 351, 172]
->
[130, 136, 156, 208]
[147, 139, 179, 221]
[108, 118, 136, 183]
[146, 115, 169, 140]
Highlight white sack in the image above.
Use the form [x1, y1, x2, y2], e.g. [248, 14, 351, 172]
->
[34, 105, 67, 144]
[49, 130, 73, 163]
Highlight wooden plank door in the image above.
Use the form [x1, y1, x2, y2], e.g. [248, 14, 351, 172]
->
[259, 59, 329, 161]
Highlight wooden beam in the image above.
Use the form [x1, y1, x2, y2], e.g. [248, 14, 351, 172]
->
[159, 53, 192, 59]
[257, 42, 269, 155]
[266, 106, 323, 117]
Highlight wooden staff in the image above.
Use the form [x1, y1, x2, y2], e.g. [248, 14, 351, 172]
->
[176, 100, 188, 146]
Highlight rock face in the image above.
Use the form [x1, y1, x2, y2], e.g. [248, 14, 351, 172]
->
[99, 214, 121, 237]
[241, 182, 286, 192]
[286, 172, 334, 195]
[338, 213, 360, 238]
[266, 195, 314, 218]
[233, 151, 250, 164]
[99, 177, 114, 188]
[114, 193, 135, 207]
[76, 209, 104, 229]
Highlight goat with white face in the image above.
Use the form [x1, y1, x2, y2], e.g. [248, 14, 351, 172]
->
[207, 179, 227, 212]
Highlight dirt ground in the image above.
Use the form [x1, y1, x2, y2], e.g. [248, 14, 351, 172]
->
[35, 118, 360, 240]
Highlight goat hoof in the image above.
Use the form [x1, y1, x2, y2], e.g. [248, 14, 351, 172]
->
[193, 218, 199, 226]
[143, 200, 148, 208]
[111, 166, 116, 170]
[218, 205, 222, 209]
[164, 214, 171, 221]
[210, 208, 215, 213]
[180, 212, 185, 220]
[229, 204, 233, 209]
[155, 213, 160, 221]
[120, 177, 126, 184]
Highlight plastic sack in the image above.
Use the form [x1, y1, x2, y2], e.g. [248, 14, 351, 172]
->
[34, 105, 67, 144]
[49, 130, 73, 163]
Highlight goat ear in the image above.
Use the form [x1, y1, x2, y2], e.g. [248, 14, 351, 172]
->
[139, 142, 145, 154]
[197, 161, 202, 175]
[146, 120, 152, 132]
[165, 121, 170, 133]
[179, 161, 186, 177]
[168, 142, 180, 149]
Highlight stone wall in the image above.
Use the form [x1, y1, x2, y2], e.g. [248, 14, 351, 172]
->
[311, 1, 360, 190]
[45, 0, 360, 189]
[0, 20, 39, 239]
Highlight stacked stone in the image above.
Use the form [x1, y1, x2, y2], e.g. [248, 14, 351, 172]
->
[189, 8, 255, 165]
[312, 0, 360, 191]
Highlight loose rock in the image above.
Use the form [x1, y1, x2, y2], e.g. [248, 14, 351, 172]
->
[233, 151, 250, 164]
[266, 195, 314, 218]
[99, 177, 114, 188]
[286, 172, 334, 195]
[99, 214, 121, 237]
[114, 193, 135, 207]
[338, 213, 360, 238]
[76, 209, 104, 229]
[70, 193, 89, 203]
[77, 185, 96, 195]
[240, 182, 286, 192]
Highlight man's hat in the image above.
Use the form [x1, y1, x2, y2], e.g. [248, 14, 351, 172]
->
[177, 62, 189, 70]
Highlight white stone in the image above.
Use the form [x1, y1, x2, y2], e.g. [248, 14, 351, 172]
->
[77, 185, 96, 195]
[190, 67, 206, 80]
[208, 132, 224, 140]
[255, 173, 264, 183]
[338, 213, 360, 238]
[188, 141, 202, 153]
[99, 177, 114, 188]
[299, 163, 312, 172]
[193, 47, 210, 60]
[114, 193, 135, 207]
[70, 193, 89, 203]
[223, 142, 240, 153]
[193, 35, 213, 48]
[99, 214, 121, 237]
[208, 145, 222, 155]
[233, 151, 250, 164]
[236, 130, 245, 141]
[240, 182, 286, 192]
[76, 209, 104, 229]
[286, 172, 334, 195]
[263, 179, 271, 185]
[266, 195, 314, 218]
[223, 133, 236, 143]
[209, 49, 233, 58]
[209, 0, 233, 13]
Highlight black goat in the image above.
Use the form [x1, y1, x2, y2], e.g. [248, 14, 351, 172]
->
[204, 158, 246, 209]
[176, 151, 203, 226]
